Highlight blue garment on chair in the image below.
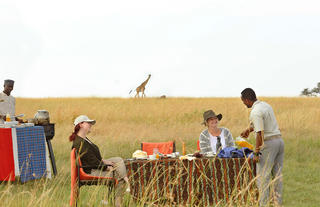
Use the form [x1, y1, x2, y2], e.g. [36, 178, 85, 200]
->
[218, 147, 253, 158]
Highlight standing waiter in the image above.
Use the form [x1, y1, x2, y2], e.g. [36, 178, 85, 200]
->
[0, 79, 16, 124]
[240, 88, 284, 206]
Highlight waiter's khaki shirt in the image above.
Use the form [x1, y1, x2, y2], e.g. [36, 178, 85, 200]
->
[0, 92, 16, 123]
[250, 100, 281, 139]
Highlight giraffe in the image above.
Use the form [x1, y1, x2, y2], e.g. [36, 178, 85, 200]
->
[130, 74, 151, 98]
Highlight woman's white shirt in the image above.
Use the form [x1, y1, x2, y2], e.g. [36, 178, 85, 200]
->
[209, 129, 226, 154]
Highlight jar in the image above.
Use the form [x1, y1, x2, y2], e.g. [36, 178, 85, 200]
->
[153, 148, 160, 159]
[6, 113, 11, 122]
[34, 110, 50, 125]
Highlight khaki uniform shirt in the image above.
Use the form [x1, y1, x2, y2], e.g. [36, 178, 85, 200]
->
[250, 100, 281, 139]
[0, 92, 16, 124]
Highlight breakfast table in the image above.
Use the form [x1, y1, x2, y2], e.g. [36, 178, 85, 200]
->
[125, 157, 256, 205]
[0, 126, 52, 183]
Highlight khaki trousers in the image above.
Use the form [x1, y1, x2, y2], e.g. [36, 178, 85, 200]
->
[90, 157, 127, 196]
[257, 138, 284, 206]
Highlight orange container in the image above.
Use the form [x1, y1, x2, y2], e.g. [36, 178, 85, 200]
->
[182, 142, 186, 156]
[235, 137, 254, 150]
[6, 114, 11, 122]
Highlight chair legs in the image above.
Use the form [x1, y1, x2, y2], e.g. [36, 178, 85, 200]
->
[70, 182, 117, 207]
[70, 180, 79, 207]
[70, 166, 117, 206]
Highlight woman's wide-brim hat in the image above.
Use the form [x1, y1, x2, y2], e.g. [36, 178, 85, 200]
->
[202, 110, 222, 124]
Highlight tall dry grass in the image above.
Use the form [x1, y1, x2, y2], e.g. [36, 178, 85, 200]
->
[0, 97, 319, 206]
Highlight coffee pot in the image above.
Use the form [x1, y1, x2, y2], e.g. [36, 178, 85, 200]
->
[34, 110, 50, 125]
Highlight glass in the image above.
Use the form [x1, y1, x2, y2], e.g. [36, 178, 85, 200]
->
[6, 114, 11, 122]
[153, 148, 160, 159]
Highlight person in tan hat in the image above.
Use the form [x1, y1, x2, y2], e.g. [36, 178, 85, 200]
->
[199, 110, 235, 154]
[69, 115, 130, 206]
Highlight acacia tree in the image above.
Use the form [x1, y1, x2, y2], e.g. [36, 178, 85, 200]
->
[301, 88, 311, 96]
[301, 82, 320, 96]
[312, 87, 319, 94]
[314, 82, 320, 95]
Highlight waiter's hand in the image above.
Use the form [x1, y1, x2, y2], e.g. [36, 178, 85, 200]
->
[253, 154, 260, 163]
[0, 115, 5, 121]
[252, 151, 261, 163]
[240, 128, 250, 138]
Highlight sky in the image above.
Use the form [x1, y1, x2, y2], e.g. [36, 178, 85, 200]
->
[1, 0, 320, 98]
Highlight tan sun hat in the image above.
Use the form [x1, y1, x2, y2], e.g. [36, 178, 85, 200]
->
[74, 115, 96, 126]
[202, 110, 222, 124]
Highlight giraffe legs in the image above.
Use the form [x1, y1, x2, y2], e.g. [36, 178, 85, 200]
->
[141, 89, 146, 98]
[134, 91, 146, 98]
[134, 88, 146, 98]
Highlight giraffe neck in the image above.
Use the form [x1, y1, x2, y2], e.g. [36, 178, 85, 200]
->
[141, 76, 150, 87]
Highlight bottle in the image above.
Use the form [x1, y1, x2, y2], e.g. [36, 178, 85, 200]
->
[6, 114, 11, 122]
[153, 148, 160, 159]
[235, 137, 254, 150]
[182, 142, 186, 156]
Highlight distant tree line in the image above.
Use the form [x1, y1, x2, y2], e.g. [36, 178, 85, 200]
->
[301, 82, 320, 96]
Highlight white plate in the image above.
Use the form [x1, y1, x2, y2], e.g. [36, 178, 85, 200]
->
[15, 125, 25, 128]
[205, 153, 216, 158]
[4, 121, 18, 125]
[205, 155, 215, 158]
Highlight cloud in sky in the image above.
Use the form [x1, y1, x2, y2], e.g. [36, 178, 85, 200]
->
[1, 0, 320, 97]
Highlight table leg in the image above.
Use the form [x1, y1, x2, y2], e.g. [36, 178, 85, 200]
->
[46, 140, 57, 176]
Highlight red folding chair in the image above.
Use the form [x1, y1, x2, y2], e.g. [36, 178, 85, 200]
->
[70, 148, 118, 207]
[141, 141, 176, 155]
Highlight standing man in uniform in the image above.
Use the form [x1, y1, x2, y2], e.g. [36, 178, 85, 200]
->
[240, 88, 284, 206]
[0, 79, 16, 124]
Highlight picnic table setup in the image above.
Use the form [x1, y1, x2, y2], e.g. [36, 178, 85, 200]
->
[0, 110, 56, 183]
[125, 142, 257, 206]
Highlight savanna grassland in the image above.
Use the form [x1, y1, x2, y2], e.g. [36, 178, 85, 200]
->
[0, 97, 319, 207]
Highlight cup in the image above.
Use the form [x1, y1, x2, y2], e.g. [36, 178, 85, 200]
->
[153, 148, 159, 155]
[175, 152, 180, 157]
[149, 154, 156, 160]
[6, 114, 11, 122]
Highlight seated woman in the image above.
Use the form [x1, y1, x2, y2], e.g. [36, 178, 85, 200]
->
[199, 110, 235, 154]
[69, 115, 130, 206]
